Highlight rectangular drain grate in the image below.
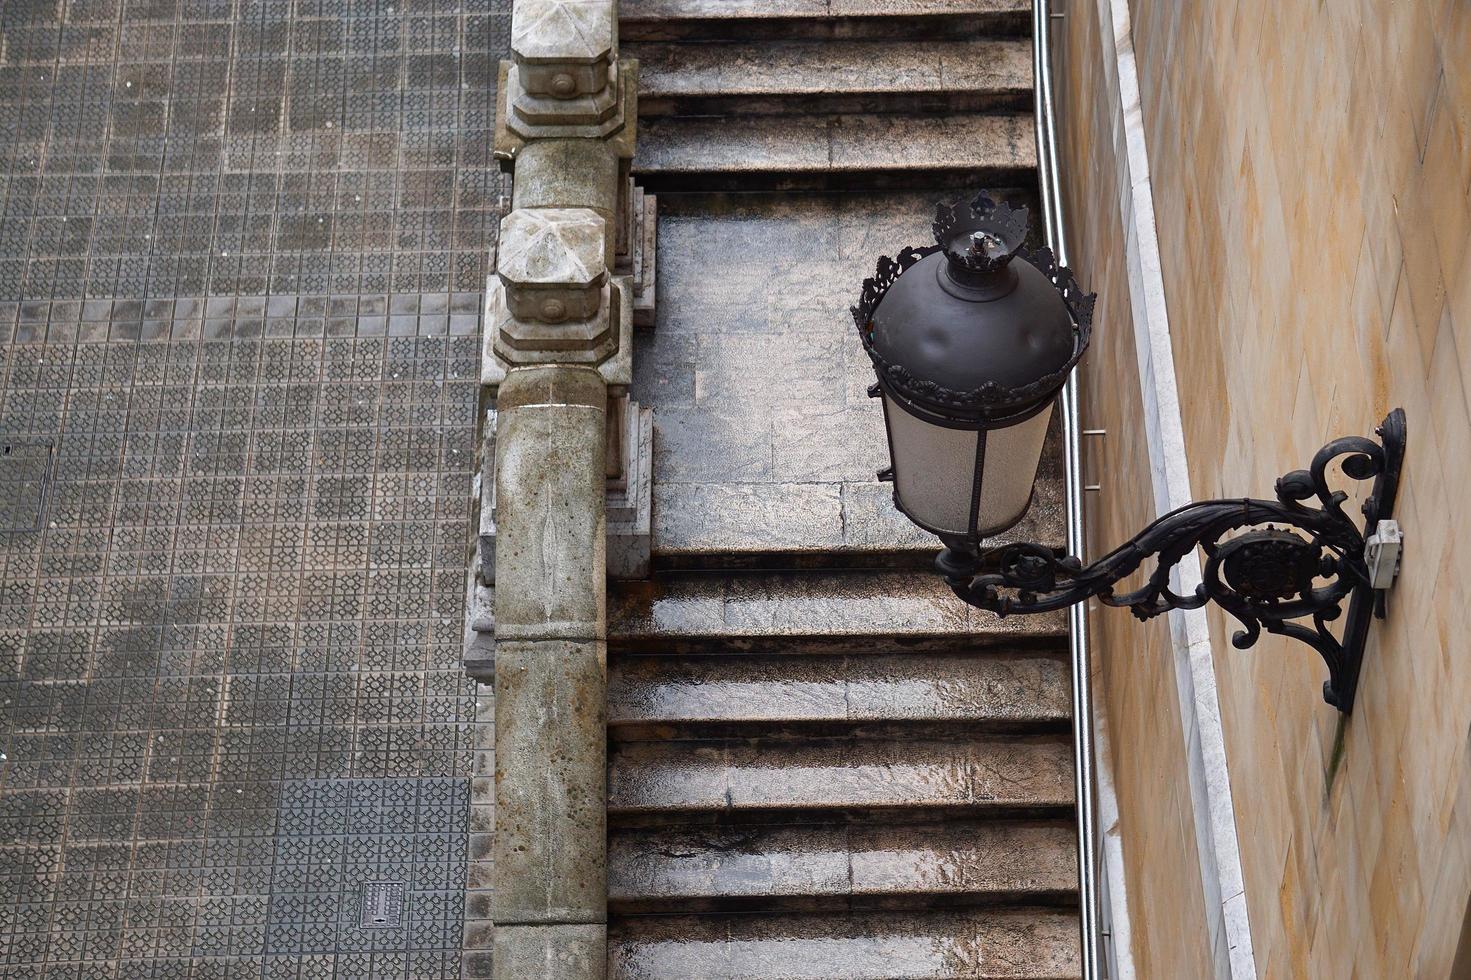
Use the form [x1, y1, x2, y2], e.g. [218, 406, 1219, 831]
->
[359, 881, 405, 929]
[0, 441, 54, 532]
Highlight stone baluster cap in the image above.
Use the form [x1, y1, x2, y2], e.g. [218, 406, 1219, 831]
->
[497, 208, 608, 324]
[511, 0, 614, 99]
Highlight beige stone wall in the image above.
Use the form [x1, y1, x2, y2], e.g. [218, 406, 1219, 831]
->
[1054, 2, 1219, 975]
[1061, 0, 1471, 975]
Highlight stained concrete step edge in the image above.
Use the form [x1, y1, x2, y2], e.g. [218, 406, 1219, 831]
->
[633, 111, 1036, 191]
[649, 474, 1065, 570]
[621, 0, 1031, 41]
[608, 908, 1082, 979]
[607, 734, 1076, 816]
[630, 38, 1033, 117]
[608, 819, 1078, 913]
[609, 569, 1067, 653]
[608, 650, 1071, 739]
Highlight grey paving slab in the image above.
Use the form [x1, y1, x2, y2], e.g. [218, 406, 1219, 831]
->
[0, 330, 481, 978]
[0, 1, 509, 968]
[0, 0, 509, 305]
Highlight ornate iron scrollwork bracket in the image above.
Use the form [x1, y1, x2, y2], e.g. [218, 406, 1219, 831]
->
[938, 410, 1407, 713]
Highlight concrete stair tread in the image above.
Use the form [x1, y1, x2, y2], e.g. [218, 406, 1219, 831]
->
[609, 819, 1077, 911]
[609, 571, 1067, 652]
[651, 474, 1064, 569]
[608, 735, 1075, 815]
[622, 0, 1031, 40]
[633, 112, 1035, 189]
[631, 38, 1031, 115]
[608, 908, 1082, 979]
[608, 651, 1070, 737]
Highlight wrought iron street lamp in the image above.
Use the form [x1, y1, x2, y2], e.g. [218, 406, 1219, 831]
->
[853, 194, 1406, 713]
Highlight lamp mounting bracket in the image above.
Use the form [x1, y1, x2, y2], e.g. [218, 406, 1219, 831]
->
[938, 409, 1407, 713]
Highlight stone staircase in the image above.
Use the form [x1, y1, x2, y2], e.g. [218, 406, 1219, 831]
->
[627, 1, 1034, 191]
[607, 0, 1080, 975]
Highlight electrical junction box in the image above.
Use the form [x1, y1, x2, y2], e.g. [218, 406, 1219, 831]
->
[1364, 519, 1402, 590]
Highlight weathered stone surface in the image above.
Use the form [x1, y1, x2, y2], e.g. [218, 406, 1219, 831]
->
[620, 0, 1030, 41]
[633, 38, 1032, 116]
[494, 639, 608, 923]
[608, 735, 1075, 814]
[493, 367, 608, 641]
[609, 820, 1077, 909]
[652, 482, 847, 558]
[464, 557, 498, 681]
[510, 63, 623, 127]
[608, 909, 1081, 979]
[495, 923, 608, 980]
[485, 277, 633, 384]
[608, 651, 1071, 734]
[631, 190, 1051, 566]
[511, 141, 624, 262]
[482, 396, 650, 582]
[606, 399, 653, 578]
[510, 0, 618, 132]
[609, 571, 1066, 651]
[634, 112, 1034, 188]
[496, 59, 638, 146]
[497, 208, 608, 321]
[513, 0, 616, 68]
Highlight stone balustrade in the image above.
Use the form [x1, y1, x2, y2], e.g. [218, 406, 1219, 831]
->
[464, 0, 654, 976]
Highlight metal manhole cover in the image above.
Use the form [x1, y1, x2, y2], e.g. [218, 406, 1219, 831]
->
[0, 440, 54, 532]
[359, 881, 405, 929]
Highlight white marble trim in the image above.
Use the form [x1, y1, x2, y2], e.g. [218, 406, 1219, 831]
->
[1082, 0, 1259, 974]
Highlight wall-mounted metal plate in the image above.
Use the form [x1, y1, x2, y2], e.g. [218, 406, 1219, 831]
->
[358, 881, 405, 929]
[0, 440, 55, 532]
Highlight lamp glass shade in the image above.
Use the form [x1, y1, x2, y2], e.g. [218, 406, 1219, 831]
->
[974, 401, 1052, 534]
[883, 393, 1052, 540]
[883, 393, 982, 536]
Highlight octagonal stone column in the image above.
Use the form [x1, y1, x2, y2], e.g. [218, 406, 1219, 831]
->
[474, 0, 649, 975]
[490, 364, 608, 979]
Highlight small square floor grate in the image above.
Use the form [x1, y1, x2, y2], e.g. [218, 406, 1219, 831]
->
[358, 881, 405, 930]
[0, 441, 54, 532]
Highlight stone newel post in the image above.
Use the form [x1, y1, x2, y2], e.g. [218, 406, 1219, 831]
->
[465, 0, 650, 975]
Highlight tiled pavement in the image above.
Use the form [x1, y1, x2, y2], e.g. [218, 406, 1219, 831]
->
[1, 0, 506, 303]
[0, 331, 481, 978]
[0, 1, 507, 976]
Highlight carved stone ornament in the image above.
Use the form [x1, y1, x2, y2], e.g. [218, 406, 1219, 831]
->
[511, 0, 615, 97]
[497, 207, 607, 324]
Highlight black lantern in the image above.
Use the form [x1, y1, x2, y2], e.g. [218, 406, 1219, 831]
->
[851, 194, 1407, 714]
[853, 195, 1095, 546]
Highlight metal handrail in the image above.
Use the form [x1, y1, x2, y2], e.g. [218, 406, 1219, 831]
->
[1031, 2, 1104, 977]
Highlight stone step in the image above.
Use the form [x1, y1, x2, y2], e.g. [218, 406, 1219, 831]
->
[608, 819, 1077, 913]
[633, 112, 1035, 191]
[621, 0, 1030, 41]
[608, 650, 1070, 739]
[630, 38, 1032, 117]
[608, 908, 1082, 979]
[609, 570, 1068, 654]
[650, 473, 1064, 571]
[607, 735, 1075, 818]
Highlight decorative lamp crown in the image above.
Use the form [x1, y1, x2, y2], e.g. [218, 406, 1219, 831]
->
[934, 195, 1031, 276]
